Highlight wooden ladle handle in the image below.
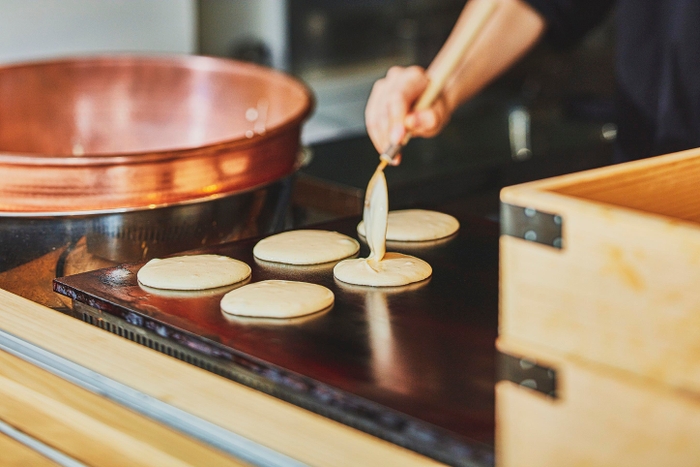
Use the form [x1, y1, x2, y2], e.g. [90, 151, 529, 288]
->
[380, 0, 498, 164]
[414, 0, 499, 112]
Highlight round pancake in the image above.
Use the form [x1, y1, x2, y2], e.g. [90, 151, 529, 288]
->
[333, 252, 432, 287]
[357, 209, 459, 242]
[253, 229, 359, 265]
[137, 254, 251, 291]
[220, 280, 334, 319]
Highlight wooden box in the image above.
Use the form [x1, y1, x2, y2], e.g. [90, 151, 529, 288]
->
[496, 337, 700, 467]
[496, 147, 700, 466]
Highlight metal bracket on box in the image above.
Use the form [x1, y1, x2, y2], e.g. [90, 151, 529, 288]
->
[498, 351, 558, 398]
[500, 203, 563, 249]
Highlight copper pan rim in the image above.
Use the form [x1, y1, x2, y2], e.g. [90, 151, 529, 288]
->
[0, 54, 315, 160]
[0, 171, 294, 218]
[0, 126, 304, 167]
[0, 54, 314, 215]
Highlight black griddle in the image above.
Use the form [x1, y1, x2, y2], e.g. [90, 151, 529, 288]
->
[54, 211, 499, 467]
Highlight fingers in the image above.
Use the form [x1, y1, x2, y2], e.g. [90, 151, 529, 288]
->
[365, 66, 430, 154]
[387, 153, 402, 166]
[404, 95, 450, 138]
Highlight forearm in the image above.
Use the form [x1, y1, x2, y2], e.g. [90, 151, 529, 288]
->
[364, 0, 547, 154]
[435, 0, 547, 114]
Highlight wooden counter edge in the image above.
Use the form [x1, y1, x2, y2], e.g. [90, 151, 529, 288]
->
[0, 288, 446, 467]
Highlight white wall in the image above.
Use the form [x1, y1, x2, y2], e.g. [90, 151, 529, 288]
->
[0, 0, 197, 65]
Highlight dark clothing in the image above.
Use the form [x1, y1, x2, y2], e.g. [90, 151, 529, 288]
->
[523, 0, 700, 161]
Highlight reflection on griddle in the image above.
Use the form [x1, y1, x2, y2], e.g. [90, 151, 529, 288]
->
[336, 278, 433, 395]
[364, 290, 413, 395]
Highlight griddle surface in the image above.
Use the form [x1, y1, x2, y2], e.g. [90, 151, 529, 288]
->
[55, 211, 498, 465]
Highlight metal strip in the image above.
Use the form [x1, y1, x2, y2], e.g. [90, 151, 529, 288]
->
[0, 329, 307, 467]
[498, 351, 557, 398]
[0, 418, 88, 467]
[500, 203, 563, 249]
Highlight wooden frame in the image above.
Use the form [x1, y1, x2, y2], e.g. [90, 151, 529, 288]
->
[498, 147, 700, 466]
[500, 147, 700, 393]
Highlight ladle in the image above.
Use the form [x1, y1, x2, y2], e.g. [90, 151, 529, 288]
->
[364, 0, 499, 267]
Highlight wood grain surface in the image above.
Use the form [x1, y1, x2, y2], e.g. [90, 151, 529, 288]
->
[496, 336, 700, 467]
[498, 146, 700, 466]
[0, 349, 249, 467]
[0, 432, 59, 467]
[500, 146, 700, 395]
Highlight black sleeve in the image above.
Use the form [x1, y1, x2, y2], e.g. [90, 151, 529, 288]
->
[521, 0, 616, 48]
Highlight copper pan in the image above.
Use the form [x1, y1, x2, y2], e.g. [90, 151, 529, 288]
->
[0, 55, 314, 215]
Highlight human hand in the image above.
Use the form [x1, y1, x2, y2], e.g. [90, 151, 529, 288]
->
[364, 65, 451, 162]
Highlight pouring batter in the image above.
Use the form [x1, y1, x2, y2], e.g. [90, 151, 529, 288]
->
[333, 168, 432, 288]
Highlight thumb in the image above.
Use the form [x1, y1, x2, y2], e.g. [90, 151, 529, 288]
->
[404, 96, 450, 137]
[404, 109, 439, 136]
